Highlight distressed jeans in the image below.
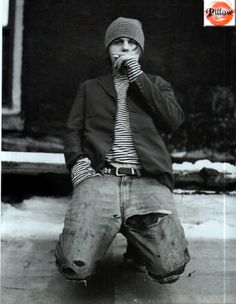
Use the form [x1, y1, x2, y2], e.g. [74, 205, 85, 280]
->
[54, 174, 190, 283]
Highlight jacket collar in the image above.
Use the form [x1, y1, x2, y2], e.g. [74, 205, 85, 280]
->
[97, 73, 117, 100]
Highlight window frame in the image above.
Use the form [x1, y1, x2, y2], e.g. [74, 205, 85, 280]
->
[2, 0, 24, 130]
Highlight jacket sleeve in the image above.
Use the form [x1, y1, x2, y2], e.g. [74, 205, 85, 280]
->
[131, 73, 184, 133]
[64, 82, 88, 170]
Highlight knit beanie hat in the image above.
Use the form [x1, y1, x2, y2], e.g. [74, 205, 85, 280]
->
[105, 17, 145, 52]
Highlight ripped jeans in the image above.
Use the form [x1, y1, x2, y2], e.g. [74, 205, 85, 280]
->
[54, 174, 190, 284]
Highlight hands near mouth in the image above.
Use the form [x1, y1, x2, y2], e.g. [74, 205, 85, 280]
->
[112, 52, 139, 71]
[112, 52, 142, 82]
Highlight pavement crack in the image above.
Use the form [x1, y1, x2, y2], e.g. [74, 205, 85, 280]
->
[4, 286, 33, 290]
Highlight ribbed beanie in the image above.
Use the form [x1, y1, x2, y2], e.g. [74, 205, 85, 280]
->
[105, 17, 145, 52]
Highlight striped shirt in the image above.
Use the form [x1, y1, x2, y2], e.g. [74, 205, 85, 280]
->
[106, 72, 140, 165]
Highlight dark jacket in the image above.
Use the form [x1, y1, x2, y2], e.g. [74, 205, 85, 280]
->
[64, 72, 184, 191]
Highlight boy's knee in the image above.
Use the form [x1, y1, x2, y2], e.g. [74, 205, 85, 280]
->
[147, 263, 185, 284]
[55, 257, 95, 282]
[124, 213, 190, 285]
[147, 248, 190, 284]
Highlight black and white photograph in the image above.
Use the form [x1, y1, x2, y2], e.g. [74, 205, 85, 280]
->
[1, 0, 236, 303]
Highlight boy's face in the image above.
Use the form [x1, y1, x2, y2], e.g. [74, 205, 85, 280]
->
[108, 37, 142, 65]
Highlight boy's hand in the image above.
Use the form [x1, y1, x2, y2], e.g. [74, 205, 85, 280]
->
[113, 52, 143, 82]
[112, 52, 139, 70]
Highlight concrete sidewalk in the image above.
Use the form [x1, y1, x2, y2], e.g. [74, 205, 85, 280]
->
[1, 192, 236, 304]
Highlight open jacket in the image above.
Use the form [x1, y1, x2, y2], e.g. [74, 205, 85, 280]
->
[64, 72, 184, 191]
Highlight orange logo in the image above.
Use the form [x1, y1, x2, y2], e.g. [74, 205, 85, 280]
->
[205, 1, 235, 26]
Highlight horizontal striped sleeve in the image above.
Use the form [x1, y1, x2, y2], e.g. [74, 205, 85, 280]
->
[71, 157, 101, 189]
[123, 58, 143, 83]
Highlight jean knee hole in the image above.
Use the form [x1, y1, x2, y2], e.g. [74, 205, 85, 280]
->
[61, 265, 77, 276]
[73, 260, 86, 267]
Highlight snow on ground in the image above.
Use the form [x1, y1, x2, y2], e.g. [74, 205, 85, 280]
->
[1, 193, 236, 240]
[2, 151, 236, 176]
[173, 160, 236, 176]
[1, 197, 68, 240]
[175, 192, 236, 239]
